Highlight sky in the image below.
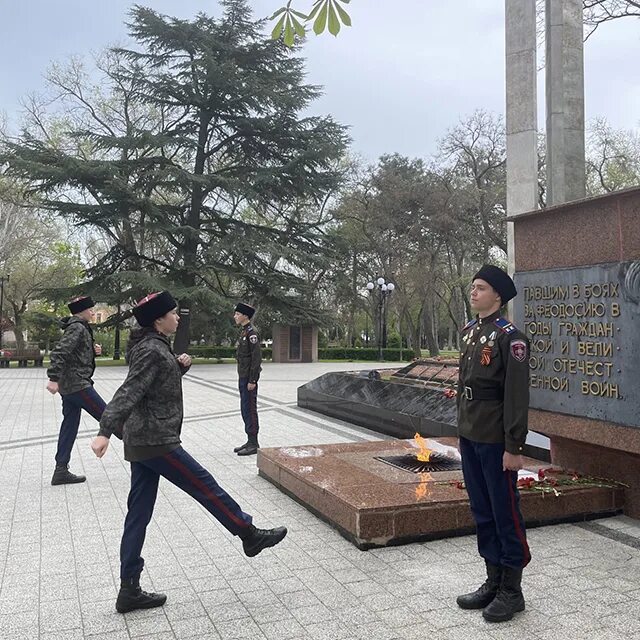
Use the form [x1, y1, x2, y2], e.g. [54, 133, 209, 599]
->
[0, 0, 639, 162]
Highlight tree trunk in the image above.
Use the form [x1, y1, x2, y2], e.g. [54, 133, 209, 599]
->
[174, 112, 211, 354]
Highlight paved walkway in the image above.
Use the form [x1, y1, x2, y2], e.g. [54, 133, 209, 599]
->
[1, 362, 640, 640]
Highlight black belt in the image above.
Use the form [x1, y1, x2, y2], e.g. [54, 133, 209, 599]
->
[461, 386, 502, 401]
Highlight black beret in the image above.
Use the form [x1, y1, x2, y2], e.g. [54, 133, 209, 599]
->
[68, 296, 95, 314]
[133, 291, 177, 327]
[473, 265, 517, 304]
[234, 302, 255, 319]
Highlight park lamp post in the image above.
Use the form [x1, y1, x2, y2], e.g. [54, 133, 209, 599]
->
[366, 277, 395, 361]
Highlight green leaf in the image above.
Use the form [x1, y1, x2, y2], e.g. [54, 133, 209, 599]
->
[292, 15, 306, 38]
[313, 1, 329, 35]
[283, 19, 296, 47]
[327, 2, 340, 36]
[291, 9, 308, 20]
[334, 1, 352, 27]
[307, 1, 324, 21]
[269, 7, 287, 19]
[271, 14, 286, 41]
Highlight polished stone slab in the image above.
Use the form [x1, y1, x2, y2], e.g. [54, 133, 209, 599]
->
[258, 437, 624, 549]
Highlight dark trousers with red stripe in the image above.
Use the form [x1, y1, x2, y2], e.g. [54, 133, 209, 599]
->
[459, 437, 531, 569]
[120, 446, 253, 580]
[238, 377, 259, 438]
[56, 386, 106, 466]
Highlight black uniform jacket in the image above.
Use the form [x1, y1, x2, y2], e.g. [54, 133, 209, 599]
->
[47, 317, 96, 395]
[236, 323, 262, 383]
[457, 311, 530, 455]
[98, 331, 190, 446]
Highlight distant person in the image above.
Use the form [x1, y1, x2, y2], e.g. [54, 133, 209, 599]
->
[455, 265, 531, 623]
[232, 302, 262, 456]
[91, 292, 286, 614]
[46, 295, 105, 485]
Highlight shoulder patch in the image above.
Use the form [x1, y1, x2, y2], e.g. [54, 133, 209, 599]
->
[494, 317, 517, 334]
[462, 318, 478, 332]
[249, 335, 259, 344]
[510, 339, 528, 362]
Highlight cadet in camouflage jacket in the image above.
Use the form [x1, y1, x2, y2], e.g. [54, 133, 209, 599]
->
[91, 291, 287, 616]
[98, 329, 190, 457]
[46, 295, 106, 486]
[47, 316, 96, 396]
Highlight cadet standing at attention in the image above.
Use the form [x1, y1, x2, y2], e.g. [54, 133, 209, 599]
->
[233, 302, 262, 456]
[455, 265, 531, 623]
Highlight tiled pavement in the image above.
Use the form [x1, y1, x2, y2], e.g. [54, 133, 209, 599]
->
[1, 362, 640, 640]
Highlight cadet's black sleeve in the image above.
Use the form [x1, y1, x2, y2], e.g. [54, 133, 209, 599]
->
[249, 332, 262, 383]
[500, 332, 530, 454]
[98, 346, 159, 439]
[47, 323, 84, 381]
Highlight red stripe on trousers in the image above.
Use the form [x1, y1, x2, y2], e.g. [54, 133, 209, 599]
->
[506, 470, 531, 567]
[249, 387, 258, 435]
[79, 389, 103, 419]
[163, 452, 249, 530]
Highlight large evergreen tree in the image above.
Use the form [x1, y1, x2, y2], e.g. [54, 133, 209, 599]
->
[1, 0, 347, 350]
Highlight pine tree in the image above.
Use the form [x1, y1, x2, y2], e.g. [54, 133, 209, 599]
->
[1, 0, 347, 350]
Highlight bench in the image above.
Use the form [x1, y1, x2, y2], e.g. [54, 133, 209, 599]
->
[0, 349, 44, 368]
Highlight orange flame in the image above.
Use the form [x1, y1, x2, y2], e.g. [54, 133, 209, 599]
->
[414, 433, 433, 462]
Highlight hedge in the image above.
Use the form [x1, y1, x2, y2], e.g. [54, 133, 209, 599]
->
[188, 346, 273, 360]
[186, 346, 412, 362]
[318, 347, 414, 361]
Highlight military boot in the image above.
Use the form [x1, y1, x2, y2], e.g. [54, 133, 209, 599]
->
[233, 441, 250, 453]
[456, 561, 502, 609]
[241, 524, 287, 557]
[237, 436, 259, 456]
[482, 566, 525, 622]
[51, 464, 86, 486]
[115, 577, 167, 614]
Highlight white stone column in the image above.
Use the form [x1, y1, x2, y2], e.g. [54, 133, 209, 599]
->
[505, 0, 538, 276]
[546, 0, 585, 205]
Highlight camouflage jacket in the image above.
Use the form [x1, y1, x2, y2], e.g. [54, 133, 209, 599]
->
[98, 331, 190, 446]
[457, 310, 530, 454]
[47, 317, 96, 395]
[236, 323, 262, 382]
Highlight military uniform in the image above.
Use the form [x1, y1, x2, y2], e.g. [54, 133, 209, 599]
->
[235, 321, 262, 451]
[96, 292, 286, 615]
[455, 265, 531, 623]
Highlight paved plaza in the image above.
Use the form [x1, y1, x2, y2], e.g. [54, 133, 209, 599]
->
[1, 362, 640, 640]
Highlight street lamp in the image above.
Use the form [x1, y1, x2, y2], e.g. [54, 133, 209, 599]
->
[366, 276, 395, 361]
[0, 274, 9, 352]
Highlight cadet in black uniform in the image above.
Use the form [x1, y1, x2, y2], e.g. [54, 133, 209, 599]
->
[233, 303, 262, 456]
[455, 265, 531, 623]
[46, 295, 105, 485]
[91, 292, 286, 614]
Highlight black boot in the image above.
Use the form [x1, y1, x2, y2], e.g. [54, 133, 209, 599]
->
[237, 436, 259, 456]
[233, 441, 250, 453]
[456, 561, 502, 609]
[51, 464, 86, 486]
[116, 577, 167, 614]
[241, 524, 287, 557]
[482, 566, 525, 622]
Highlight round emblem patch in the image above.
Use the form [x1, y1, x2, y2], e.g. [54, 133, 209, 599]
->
[510, 339, 528, 362]
[249, 335, 259, 344]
